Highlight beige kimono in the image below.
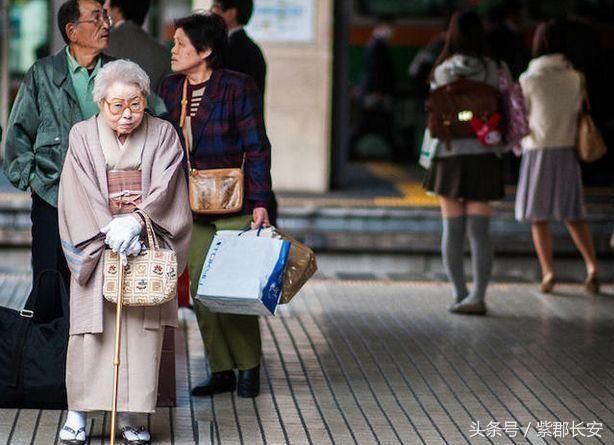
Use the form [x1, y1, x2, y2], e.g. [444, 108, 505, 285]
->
[58, 114, 192, 412]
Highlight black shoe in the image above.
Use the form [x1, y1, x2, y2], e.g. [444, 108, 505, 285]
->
[237, 366, 260, 398]
[191, 370, 236, 396]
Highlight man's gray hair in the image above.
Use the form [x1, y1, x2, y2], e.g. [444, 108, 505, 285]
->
[92, 59, 150, 103]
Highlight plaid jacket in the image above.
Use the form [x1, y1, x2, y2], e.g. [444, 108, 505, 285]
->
[158, 69, 272, 215]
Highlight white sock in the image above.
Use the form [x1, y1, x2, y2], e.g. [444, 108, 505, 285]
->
[118, 412, 151, 442]
[60, 410, 87, 440]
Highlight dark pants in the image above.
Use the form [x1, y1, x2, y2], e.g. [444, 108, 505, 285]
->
[30, 193, 70, 323]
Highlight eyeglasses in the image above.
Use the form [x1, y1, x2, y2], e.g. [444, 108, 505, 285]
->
[74, 9, 112, 27]
[104, 97, 146, 116]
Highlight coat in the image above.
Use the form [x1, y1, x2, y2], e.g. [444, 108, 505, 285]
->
[58, 114, 192, 335]
[3, 49, 114, 207]
[106, 20, 171, 92]
[158, 69, 272, 214]
[3, 47, 167, 207]
[226, 28, 267, 96]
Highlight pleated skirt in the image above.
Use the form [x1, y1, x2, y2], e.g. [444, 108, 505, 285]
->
[515, 147, 586, 223]
[423, 153, 505, 201]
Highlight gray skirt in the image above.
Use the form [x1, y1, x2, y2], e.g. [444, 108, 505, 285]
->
[515, 147, 586, 223]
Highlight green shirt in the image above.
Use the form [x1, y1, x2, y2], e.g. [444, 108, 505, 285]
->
[65, 46, 101, 119]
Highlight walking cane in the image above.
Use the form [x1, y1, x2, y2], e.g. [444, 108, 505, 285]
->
[110, 259, 125, 445]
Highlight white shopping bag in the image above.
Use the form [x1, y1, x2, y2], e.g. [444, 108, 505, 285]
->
[196, 232, 291, 315]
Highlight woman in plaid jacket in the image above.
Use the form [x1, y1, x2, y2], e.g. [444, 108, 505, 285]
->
[158, 13, 272, 398]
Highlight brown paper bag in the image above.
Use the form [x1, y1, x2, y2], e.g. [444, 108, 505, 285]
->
[274, 229, 317, 304]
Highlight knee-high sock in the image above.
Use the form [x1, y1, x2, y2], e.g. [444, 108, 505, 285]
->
[466, 215, 493, 302]
[442, 216, 467, 301]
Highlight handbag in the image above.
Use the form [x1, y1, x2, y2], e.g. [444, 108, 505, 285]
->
[0, 269, 68, 408]
[577, 107, 607, 163]
[179, 78, 245, 215]
[497, 65, 529, 155]
[103, 211, 178, 306]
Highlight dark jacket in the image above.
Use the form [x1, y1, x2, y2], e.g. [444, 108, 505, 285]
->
[226, 28, 267, 96]
[158, 69, 272, 214]
[106, 20, 171, 91]
[3, 49, 114, 207]
[360, 36, 396, 97]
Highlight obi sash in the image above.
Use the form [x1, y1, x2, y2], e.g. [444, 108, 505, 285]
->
[107, 170, 142, 216]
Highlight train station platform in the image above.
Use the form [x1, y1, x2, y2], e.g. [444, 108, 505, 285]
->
[1, 267, 613, 444]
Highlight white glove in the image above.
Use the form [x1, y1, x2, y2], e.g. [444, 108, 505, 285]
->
[101, 215, 142, 255]
[125, 237, 144, 256]
[117, 237, 144, 266]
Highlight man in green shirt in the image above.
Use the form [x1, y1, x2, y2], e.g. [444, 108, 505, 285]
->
[3, 0, 112, 348]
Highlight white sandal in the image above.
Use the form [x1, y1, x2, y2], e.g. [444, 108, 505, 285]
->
[59, 425, 87, 445]
[121, 426, 151, 444]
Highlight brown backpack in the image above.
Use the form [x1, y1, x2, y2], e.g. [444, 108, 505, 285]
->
[427, 77, 502, 148]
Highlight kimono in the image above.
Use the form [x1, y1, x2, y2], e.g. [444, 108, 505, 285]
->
[58, 113, 192, 412]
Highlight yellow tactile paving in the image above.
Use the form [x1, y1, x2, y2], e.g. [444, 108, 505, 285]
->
[367, 162, 440, 207]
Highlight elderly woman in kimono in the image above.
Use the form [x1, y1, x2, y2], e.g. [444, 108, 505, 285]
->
[57, 59, 192, 445]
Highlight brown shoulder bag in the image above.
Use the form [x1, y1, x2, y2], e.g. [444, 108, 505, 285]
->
[180, 78, 245, 215]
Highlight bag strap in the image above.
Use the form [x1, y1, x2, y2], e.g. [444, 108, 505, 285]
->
[9, 269, 69, 387]
[134, 210, 159, 250]
[179, 78, 194, 175]
[24, 269, 70, 319]
[179, 77, 244, 173]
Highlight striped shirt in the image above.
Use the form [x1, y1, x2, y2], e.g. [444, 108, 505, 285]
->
[188, 80, 208, 117]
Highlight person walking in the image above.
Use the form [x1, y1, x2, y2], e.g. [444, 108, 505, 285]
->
[158, 13, 272, 398]
[3, 0, 113, 324]
[104, 0, 171, 92]
[58, 59, 192, 444]
[515, 20, 600, 294]
[422, 11, 507, 315]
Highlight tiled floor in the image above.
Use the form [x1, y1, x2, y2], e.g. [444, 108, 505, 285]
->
[1, 276, 613, 444]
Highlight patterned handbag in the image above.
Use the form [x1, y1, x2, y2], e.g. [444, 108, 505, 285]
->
[497, 65, 530, 155]
[103, 212, 178, 306]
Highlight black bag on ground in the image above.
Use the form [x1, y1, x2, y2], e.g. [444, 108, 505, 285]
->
[0, 269, 69, 408]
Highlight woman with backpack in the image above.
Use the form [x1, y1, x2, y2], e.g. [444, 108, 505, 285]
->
[422, 11, 507, 315]
[515, 20, 600, 294]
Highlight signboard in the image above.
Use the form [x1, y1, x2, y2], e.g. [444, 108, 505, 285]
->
[246, 0, 315, 43]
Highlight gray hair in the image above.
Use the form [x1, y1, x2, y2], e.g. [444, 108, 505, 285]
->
[92, 59, 150, 104]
